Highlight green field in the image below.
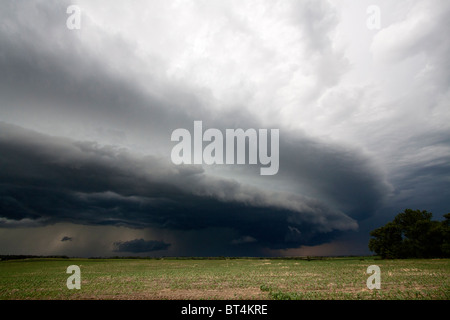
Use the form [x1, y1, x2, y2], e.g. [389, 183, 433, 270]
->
[0, 257, 449, 300]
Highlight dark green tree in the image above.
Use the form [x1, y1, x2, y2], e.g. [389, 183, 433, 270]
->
[369, 209, 450, 258]
[441, 213, 450, 256]
[368, 222, 402, 259]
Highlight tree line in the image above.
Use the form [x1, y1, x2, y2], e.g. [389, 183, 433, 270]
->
[369, 209, 450, 259]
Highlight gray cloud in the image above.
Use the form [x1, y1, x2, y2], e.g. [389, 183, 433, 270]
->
[0, 122, 386, 250]
[113, 239, 170, 253]
[0, 0, 448, 257]
[231, 236, 257, 245]
[61, 236, 72, 242]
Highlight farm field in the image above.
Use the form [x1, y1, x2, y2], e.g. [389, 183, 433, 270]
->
[0, 257, 448, 300]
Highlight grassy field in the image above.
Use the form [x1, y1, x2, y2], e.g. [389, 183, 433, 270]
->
[0, 257, 448, 300]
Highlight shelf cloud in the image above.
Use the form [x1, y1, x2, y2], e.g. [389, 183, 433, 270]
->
[0, 0, 449, 256]
[113, 239, 171, 253]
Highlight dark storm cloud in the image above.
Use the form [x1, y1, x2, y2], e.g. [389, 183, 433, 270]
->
[0, 0, 390, 237]
[113, 239, 170, 253]
[388, 152, 450, 216]
[0, 122, 390, 249]
[277, 136, 390, 220]
[61, 236, 72, 242]
[231, 236, 257, 245]
[0, 0, 423, 255]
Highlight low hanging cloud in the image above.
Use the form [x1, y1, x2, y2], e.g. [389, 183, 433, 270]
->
[61, 236, 73, 242]
[231, 236, 257, 245]
[113, 239, 171, 253]
[0, 121, 388, 250]
[0, 0, 448, 257]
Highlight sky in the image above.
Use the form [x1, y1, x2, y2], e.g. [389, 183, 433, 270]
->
[0, 0, 449, 257]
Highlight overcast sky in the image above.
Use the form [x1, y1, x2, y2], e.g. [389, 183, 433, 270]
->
[1, 0, 449, 257]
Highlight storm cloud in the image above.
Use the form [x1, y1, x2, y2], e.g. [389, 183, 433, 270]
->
[0, 0, 448, 256]
[113, 239, 171, 253]
[0, 122, 373, 249]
